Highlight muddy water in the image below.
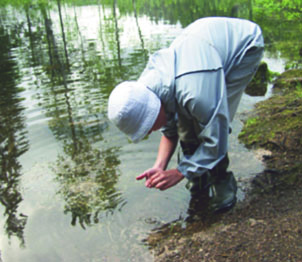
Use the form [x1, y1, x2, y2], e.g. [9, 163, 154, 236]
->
[0, 4, 285, 262]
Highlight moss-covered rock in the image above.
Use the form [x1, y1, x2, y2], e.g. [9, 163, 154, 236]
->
[239, 69, 302, 150]
[239, 93, 302, 150]
[245, 62, 270, 96]
[239, 69, 302, 186]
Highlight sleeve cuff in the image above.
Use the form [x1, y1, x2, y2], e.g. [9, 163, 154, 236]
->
[177, 159, 207, 181]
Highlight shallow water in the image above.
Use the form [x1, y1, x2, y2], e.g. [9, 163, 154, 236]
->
[0, 3, 288, 262]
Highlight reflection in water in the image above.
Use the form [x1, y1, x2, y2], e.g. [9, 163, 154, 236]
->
[53, 145, 125, 229]
[113, 0, 122, 67]
[31, 4, 126, 228]
[57, 0, 70, 68]
[0, 24, 29, 246]
[135, 0, 253, 26]
[132, 0, 148, 62]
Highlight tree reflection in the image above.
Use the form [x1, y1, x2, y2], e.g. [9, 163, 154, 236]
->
[113, 0, 122, 67]
[117, 0, 254, 26]
[57, 0, 70, 68]
[132, 0, 148, 62]
[54, 143, 123, 229]
[0, 24, 28, 246]
[35, 4, 126, 228]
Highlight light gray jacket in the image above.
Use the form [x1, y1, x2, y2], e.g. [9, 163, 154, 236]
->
[138, 17, 264, 180]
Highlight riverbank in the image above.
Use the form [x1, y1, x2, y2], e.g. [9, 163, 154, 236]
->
[146, 69, 302, 261]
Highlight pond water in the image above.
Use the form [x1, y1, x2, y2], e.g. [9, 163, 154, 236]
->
[0, 2, 292, 262]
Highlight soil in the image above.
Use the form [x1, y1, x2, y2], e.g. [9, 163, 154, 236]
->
[145, 69, 302, 262]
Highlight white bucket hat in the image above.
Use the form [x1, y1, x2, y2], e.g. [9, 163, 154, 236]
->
[107, 81, 161, 143]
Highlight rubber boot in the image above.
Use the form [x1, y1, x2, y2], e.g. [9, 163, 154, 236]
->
[208, 154, 237, 212]
[185, 171, 211, 196]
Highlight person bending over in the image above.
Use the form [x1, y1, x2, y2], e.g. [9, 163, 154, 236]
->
[108, 17, 264, 212]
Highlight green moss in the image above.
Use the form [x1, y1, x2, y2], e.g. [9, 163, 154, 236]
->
[239, 69, 302, 150]
[273, 69, 302, 91]
[295, 84, 302, 98]
[245, 117, 259, 128]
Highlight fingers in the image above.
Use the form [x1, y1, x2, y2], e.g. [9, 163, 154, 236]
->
[146, 169, 184, 190]
[136, 168, 160, 180]
[149, 175, 164, 187]
[145, 180, 152, 188]
[155, 181, 169, 191]
[153, 176, 176, 190]
[146, 178, 169, 190]
[145, 173, 160, 188]
[146, 173, 167, 189]
[136, 173, 147, 180]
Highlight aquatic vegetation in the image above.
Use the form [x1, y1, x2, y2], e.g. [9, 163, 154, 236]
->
[53, 146, 125, 229]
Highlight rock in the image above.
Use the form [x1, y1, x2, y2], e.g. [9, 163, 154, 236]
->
[245, 62, 269, 96]
[249, 218, 266, 227]
[249, 218, 257, 227]
[253, 148, 272, 161]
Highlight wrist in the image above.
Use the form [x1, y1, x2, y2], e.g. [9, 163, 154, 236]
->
[174, 168, 185, 178]
[153, 160, 167, 170]
[175, 168, 185, 178]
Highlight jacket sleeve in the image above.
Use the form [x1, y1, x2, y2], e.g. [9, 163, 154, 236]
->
[160, 110, 179, 138]
[176, 69, 230, 180]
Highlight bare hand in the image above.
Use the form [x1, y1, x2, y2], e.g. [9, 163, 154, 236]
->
[137, 168, 184, 191]
[136, 167, 163, 180]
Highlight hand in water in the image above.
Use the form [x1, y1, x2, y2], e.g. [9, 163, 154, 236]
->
[136, 168, 184, 190]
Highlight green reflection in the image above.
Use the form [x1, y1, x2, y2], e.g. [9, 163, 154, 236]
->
[26, 4, 126, 228]
[0, 24, 29, 246]
[53, 144, 123, 229]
